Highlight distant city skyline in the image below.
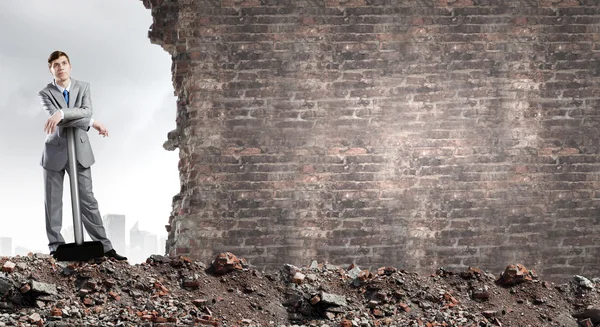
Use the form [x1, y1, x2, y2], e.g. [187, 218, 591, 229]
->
[0, 238, 12, 257]
[103, 214, 127, 255]
[0, 213, 166, 265]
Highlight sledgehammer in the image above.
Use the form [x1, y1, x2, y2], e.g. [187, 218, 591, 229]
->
[53, 127, 104, 261]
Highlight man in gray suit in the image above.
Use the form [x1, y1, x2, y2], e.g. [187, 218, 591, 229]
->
[39, 50, 126, 261]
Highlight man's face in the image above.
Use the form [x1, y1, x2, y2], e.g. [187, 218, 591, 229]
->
[49, 56, 71, 82]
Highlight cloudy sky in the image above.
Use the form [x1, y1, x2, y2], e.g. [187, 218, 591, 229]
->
[0, 1, 179, 258]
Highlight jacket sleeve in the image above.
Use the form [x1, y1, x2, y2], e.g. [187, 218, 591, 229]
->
[57, 117, 91, 131]
[38, 83, 93, 121]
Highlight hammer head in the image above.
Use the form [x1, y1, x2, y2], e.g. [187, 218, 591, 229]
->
[54, 241, 104, 262]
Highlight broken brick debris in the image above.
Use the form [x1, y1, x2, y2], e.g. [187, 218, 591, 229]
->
[495, 264, 538, 286]
[0, 255, 597, 326]
[2, 261, 16, 273]
[207, 252, 248, 275]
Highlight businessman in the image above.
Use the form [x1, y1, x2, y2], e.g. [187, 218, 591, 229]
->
[39, 50, 126, 261]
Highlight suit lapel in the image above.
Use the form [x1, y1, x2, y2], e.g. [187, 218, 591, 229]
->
[69, 80, 79, 108]
[48, 83, 68, 109]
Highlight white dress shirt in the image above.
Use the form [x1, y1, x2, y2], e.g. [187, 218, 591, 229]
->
[53, 79, 94, 127]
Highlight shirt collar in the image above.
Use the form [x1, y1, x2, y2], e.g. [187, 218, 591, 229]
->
[53, 79, 71, 93]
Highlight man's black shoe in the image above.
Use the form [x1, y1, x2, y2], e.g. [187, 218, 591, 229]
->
[50, 251, 56, 258]
[104, 249, 127, 261]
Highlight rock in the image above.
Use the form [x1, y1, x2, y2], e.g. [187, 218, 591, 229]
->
[376, 267, 396, 276]
[347, 266, 362, 279]
[7, 292, 21, 305]
[435, 312, 445, 323]
[393, 290, 405, 299]
[496, 264, 538, 286]
[310, 295, 321, 305]
[30, 281, 57, 295]
[0, 278, 12, 296]
[103, 279, 116, 288]
[579, 318, 593, 327]
[420, 302, 432, 310]
[0, 302, 13, 310]
[50, 308, 62, 317]
[574, 275, 595, 289]
[398, 303, 411, 312]
[147, 254, 170, 263]
[372, 309, 384, 318]
[443, 292, 459, 304]
[319, 292, 347, 307]
[460, 267, 484, 279]
[496, 264, 537, 286]
[375, 291, 387, 301]
[292, 272, 305, 284]
[162, 129, 179, 151]
[29, 313, 41, 324]
[482, 310, 496, 318]
[356, 270, 374, 285]
[19, 284, 31, 294]
[61, 266, 76, 276]
[284, 264, 301, 275]
[208, 252, 247, 275]
[306, 274, 318, 282]
[573, 309, 600, 325]
[554, 313, 578, 327]
[108, 291, 121, 301]
[182, 279, 200, 289]
[324, 263, 339, 271]
[2, 261, 15, 273]
[192, 299, 208, 307]
[471, 286, 490, 301]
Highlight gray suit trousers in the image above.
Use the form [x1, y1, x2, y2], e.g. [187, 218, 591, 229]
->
[44, 162, 113, 252]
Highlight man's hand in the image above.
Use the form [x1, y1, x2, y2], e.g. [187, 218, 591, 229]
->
[93, 121, 109, 137]
[44, 111, 62, 134]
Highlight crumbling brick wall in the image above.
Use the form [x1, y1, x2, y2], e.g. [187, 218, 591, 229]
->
[141, 0, 600, 281]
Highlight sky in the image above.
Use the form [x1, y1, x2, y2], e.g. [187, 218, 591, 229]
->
[0, 1, 180, 257]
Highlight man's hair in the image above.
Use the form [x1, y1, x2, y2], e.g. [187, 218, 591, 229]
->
[48, 51, 70, 67]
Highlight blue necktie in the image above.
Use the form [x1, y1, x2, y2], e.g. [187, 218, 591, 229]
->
[63, 89, 69, 106]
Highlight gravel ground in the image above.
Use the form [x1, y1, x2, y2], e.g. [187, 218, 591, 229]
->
[0, 253, 598, 327]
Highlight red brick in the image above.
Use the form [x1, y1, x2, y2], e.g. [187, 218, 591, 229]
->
[2, 261, 15, 273]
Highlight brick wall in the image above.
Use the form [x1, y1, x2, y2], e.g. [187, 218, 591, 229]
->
[142, 0, 600, 281]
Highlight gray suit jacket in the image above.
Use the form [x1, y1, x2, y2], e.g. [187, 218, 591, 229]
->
[39, 79, 95, 171]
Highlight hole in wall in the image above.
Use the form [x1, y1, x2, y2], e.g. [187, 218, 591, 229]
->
[0, 1, 179, 264]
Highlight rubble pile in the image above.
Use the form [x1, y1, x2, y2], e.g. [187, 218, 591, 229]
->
[0, 253, 600, 327]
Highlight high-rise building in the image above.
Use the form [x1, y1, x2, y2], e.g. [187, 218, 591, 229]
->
[13, 246, 33, 256]
[61, 224, 92, 244]
[144, 233, 158, 255]
[158, 236, 167, 255]
[0, 237, 12, 256]
[129, 222, 159, 264]
[102, 214, 126, 255]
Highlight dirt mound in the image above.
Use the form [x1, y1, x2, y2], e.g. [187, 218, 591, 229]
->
[0, 253, 599, 326]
